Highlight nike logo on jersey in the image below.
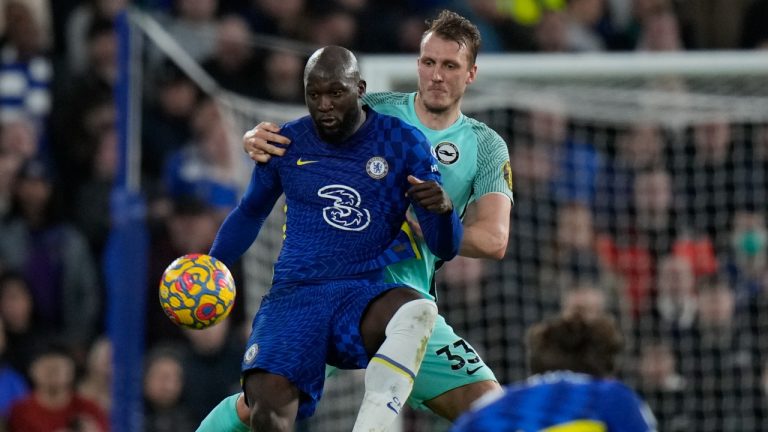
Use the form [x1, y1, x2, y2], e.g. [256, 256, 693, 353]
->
[297, 158, 319, 166]
[466, 365, 485, 375]
[386, 397, 402, 414]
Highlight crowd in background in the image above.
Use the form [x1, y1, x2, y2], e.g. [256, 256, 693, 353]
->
[1, 0, 768, 431]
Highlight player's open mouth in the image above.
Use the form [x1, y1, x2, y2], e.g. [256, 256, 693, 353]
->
[320, 117, 339, 127]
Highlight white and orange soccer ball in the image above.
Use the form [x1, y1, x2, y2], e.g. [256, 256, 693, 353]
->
[159, 253, 236, 329]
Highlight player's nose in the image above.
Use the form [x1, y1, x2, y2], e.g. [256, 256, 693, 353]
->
[317, 95, 334, 112]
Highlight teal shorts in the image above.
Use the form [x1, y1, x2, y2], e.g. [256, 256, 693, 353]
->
[406, 314, 496, 410]
[326, 314, 496, 411]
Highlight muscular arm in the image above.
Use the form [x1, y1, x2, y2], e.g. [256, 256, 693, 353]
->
[459, 193, 511, 260]
[209, 168, 282, 267]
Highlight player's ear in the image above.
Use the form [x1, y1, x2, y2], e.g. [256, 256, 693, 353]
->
[358, 80, 367, 97]
[466, 64, 477, 85]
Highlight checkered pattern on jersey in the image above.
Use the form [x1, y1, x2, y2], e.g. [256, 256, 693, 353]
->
[241, 278, 399, 419]
[452, 372, 655, 432]
[252, 108, 440, 285]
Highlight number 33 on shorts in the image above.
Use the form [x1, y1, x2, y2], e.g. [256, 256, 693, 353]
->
[436, 339, 484, 375]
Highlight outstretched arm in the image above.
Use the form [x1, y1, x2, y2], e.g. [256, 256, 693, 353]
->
[406, 175, 463, 261]
[209, 167, 283, 267]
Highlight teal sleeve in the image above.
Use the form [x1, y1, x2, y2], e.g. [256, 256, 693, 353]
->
[196, 393, 250, 432]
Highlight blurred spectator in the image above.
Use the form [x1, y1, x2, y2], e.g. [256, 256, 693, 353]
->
[530, 104, 604, 208]
[596, 123, 667, 234]
[495, 0, 565, 26]
[180, 320, 243, 423]
[306, 5, 358, 48]
[7, 343, 108, 432]
[72, 129, 118, 259]
[438, 256, 486, 307]
[0, 159, 100, 351]
[740, 0, 768, 48]
[676, 0, 747, 49]
[694, 276, 736, 347]
[671, 119, 740, 246]
[0, 1, 52, 148]
[535, 10, 569, 51]
[636, 341, 690, 432]
[636, 7, 682, 51]
[0, 317, 28, 422]
[0, 118, 39, 160]
[686, 276, 758, 431]
[76, 337, 112, 414]
[632, 168, 677, 257]
[0, 151, 22, 220]
[52, 18, 117, 202]
[255, 51, 305, 103]
[562, 0, 607, 51]
[160, 0, 219, 62]
[561, 283, 609, 320]
[162, 98, 239, 212]
[65, 0, 126, 73]
[547, 201, 604, 288]
[242, 0, 307, 39]
[141, 65, 199, 181]
[652, 254, 697, 333]
[0, 271, 43, 375]
[201, 15, 261, 98]
[143, 345, 195, 432]
[724, 210, 768, 302]
[463, 0, 537, 51]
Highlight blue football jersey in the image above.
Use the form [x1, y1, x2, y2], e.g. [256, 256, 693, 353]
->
[452, 371, 657, 432]
[244, 107, 441, 285]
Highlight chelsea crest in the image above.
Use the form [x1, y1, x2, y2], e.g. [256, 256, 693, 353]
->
[366, 156, 389, 179]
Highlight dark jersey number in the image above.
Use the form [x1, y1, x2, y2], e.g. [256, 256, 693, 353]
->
[435, 339, 481, 371]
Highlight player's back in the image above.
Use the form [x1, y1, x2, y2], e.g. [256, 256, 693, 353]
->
[452, 371, 657, 432]
[266, 108, 440, 285]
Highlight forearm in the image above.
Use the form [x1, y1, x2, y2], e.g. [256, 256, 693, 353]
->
[458, 223, 509, 260]
[412, 205, 463, 261]
[209, 206, 268, 268]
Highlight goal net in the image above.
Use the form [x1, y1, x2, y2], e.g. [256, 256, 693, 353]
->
[360, 54, 768, 432]
[128, 8, 768, 431]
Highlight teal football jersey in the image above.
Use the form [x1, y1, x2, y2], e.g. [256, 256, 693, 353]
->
[364, 92, 514, 299]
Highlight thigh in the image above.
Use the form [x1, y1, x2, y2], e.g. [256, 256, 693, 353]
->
[408, 315, 499, 416]
[328, 281, 417, 369]
[358, 285, 423, 355]
[242, 286, 331, 418]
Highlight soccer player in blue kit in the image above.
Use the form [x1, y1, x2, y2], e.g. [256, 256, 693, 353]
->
[200, 10, 514, 431]
[207, 46, 463, 431]
[451, 313, 657, 432]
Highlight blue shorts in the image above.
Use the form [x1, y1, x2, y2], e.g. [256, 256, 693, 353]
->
[241, 277, 404, 419]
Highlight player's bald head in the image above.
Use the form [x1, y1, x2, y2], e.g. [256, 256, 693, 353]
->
[304, 45, 361, 84]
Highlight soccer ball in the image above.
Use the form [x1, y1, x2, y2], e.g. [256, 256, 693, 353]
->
[159, 253, 236, 329]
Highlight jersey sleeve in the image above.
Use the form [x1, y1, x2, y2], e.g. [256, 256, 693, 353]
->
[209, 162, 283, 268]
[472, 122, 514, 204]
[404, 127, 463, 260]
[603, 384, 658, 432]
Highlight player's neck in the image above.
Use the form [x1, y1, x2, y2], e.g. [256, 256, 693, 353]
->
[414, 93, 461, 131]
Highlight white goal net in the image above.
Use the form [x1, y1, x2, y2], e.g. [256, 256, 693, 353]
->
[132, 8, 768, 431]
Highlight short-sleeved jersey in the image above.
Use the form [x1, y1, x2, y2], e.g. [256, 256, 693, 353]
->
[451, 371, 657, 432]
[251, 108, 441, 286]
[364, 91, 513, 298]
